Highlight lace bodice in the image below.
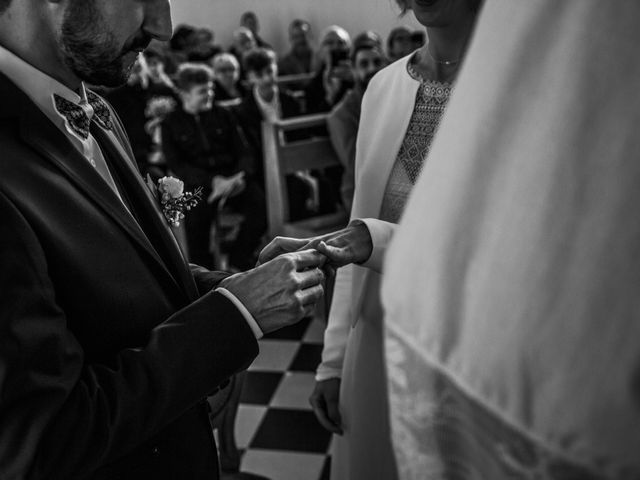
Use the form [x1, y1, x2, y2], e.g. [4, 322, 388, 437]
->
[379, 66, 452, 223]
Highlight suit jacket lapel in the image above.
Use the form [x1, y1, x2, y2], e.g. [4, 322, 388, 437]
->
[2, 74, 194, 300]
[91, 122, 199, 301]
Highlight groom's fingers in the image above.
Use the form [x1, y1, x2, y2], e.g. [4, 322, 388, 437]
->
[257, 236, 310, 265]
[292, 249, 326, 271]
[297, 269, 325, 291]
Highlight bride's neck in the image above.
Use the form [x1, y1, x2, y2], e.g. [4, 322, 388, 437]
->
[414, 14, 476, 83]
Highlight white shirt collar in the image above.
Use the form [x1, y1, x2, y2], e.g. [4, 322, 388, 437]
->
[0, 44, 93, 143]
[0, 44, 131, 209]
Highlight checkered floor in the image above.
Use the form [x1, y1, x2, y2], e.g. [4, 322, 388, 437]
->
[227, 316, 332, 480]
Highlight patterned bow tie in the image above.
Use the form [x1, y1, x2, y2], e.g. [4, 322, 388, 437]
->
[53, 91, 113, 140]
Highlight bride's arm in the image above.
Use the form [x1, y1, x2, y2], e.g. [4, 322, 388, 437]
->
[349, 218, 396, 273]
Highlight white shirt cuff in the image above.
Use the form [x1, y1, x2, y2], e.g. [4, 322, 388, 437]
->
[215, 287, 264, 339]
[315, 366, 343, 382]
[352, 218, 392, 272]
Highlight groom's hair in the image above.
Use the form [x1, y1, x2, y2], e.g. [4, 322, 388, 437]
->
[0, 0, 12, 15]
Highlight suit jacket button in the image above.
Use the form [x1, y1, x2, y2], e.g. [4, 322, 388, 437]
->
[151, 446, 160, 455]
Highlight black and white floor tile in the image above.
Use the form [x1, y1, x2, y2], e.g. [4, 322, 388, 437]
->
[230, 316, 333, 480]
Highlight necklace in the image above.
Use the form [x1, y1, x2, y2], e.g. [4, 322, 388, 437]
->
[426, 43, 461, 66]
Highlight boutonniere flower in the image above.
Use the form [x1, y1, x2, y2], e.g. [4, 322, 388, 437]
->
[146, 175, 202, 227]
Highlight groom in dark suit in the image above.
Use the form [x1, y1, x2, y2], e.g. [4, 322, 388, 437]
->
[0, 1, 326, 479]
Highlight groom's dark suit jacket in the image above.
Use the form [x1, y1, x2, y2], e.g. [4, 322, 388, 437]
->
[0, 73, 259, 480]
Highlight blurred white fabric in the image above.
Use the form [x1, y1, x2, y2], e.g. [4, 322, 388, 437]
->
[382, 0, 640, 478]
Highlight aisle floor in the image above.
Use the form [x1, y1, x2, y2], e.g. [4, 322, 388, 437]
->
[231, 316, 333, 480]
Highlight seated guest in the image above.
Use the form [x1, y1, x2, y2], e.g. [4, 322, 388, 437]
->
[162, 63, 266, 270]
[278, 19, 314, 77]
[211, 53, 246, 105]
[187, 45, 221, 64]
[145, 47, 177, 91]
[327, 35, 387, 211]
[182, 29, 223, 65]
[386, 25, 413, 62]
[193, 27, 217, 48]
[305, 25, 353, 113]
[410, 29, 426, 50]
[229, 27, 257, 80]
[168, 24, 199, 64]
[106, 49, 177, 178]
[240, 11, 271, 49]
[233, 49, 301, 184]
[233, 48, 321, 221]
[170, 24, 198, 51]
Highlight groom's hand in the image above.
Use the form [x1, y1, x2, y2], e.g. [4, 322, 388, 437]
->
[257, 236, 310, 266]
[220, 249, 326, 334]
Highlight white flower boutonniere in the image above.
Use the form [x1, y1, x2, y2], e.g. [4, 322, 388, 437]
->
[146, 175, 202, 227]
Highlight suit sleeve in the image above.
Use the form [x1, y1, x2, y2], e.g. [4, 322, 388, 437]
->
[0, 190, 258, 480]
[189, 263, 231, 295]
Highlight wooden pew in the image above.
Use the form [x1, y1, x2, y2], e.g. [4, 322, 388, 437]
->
[277, 73, 315, 111]
[261, 114, 348, 240]
[276, 72, 315, 90]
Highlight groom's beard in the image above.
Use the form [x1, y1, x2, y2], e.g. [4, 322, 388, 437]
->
[59, 0, 151, 87]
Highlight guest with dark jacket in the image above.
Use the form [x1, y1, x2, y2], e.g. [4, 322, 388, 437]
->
[240, 11, 272, 49]
[386, 25, 414, 62]
[211, 53, 246, 105]
[327, 34, 387, 211]
[233, 49, 301, 182]
[228, 27, 256, 81]
[305, 25, 353, 114]
[162, 63, 266, 270]
[278, 19, 314, 77]
[233, 48, 322, 221]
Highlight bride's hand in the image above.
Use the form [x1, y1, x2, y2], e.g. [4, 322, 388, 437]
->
[312, 221, 373, 268]
[258, 221, 373, 268]
[309, 378, 343, 435]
